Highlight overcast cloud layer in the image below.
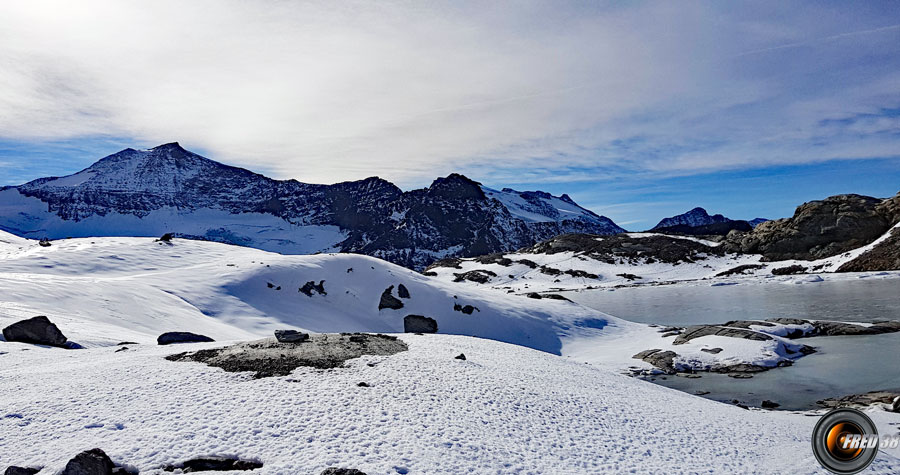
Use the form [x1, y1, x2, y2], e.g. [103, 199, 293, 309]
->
[1, 0, 899, 186]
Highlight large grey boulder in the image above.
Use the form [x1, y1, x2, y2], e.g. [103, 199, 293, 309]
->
[404, 315, 438, 333]
[378, 286, 404, 310]
[632, 349, 678, 374]
[157, 332, 214, 345]
[2, 316, 68, 347]
[275, 330, 309, 343]
[60, 448, 114, 475]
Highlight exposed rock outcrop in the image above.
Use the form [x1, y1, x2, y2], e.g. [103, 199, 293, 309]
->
[723, 192, 900, 261]
[163, 456, 263, 472]
[404, 315, 438, 333]
[2, 316, 68, 348]
[166, 333, 407, 378]
[837, 228, 900, 272]
[157, 332, 215, 345]
[378, 286, 404, 310]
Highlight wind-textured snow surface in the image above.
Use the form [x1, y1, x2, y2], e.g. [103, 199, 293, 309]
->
[4, 335, 900, 474]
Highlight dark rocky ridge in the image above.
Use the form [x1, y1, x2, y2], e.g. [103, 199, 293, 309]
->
[1, 144, 623, 270]
[722, 192, 900, 261]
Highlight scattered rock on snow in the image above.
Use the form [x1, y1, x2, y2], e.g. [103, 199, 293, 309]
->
[404, 315, 438, 333]
[632, 349, 678, 375]
[452, 269, 497, 284]
[2, 316, 68, 348]
[299, 280, 326, 297]
[320, 468, 368, 475]
[166, 333, 407, 378]
[700, 348, 723, 354]
[60, 448, 119, 475]
[397, 284, 410, 299]
[163, 456, 263, 472]
[357, 382, 370, 387]
[378, 286, 404, 310]
[761, 400, 780, 409]
[453, 303, 479, 315]
[771, 264, 807, 275]
[274, 330, 309, 343]
[454, 353, 466, 360]
[157, 332, 215, 345]
[38, 238, 51, 247]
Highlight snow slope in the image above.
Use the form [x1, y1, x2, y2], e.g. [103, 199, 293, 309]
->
[2, 232, 900, 473]
[481, 186, 624, 232]
[0, 232, 822, 375]
[6, 335, 900, 474]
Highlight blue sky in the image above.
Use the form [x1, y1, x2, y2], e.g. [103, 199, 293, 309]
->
[1, 1, 899, 230]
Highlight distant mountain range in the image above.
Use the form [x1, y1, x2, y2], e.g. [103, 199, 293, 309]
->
[0, 143, 623, 269]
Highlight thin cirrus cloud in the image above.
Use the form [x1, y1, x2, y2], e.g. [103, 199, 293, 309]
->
[0, 0, 898, 188]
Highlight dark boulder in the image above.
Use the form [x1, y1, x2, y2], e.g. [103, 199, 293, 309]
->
[157, 332, 215, 345]
[771, 264, 807, 275]
[700, 348, 723, 354]
[38, 238, 51, 247]
[454, 353, 466, 360]
[4, 467, 41, 475]
[275, 330, 309, 343]
[397, 284, 410, 299]
[163, 457, 262, 472]
[2, 316, 68, 347]
[403, 315, 438, 333]
[321, 469, 368, 475]
[61, 448, 115, 475]
[632, 349, 678, 374]
[453, 303, 479, 314]
[299, 280, 326, 297]
[761, 400, 780, 409]
[378, 286, 404, 310]
[452, 270, 496, 284]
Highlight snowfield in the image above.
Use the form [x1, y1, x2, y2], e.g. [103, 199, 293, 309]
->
[2, 335, 898, 474]
[2, 232, 900, 473]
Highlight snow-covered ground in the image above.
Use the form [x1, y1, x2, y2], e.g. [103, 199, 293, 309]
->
[2, 231, 900, 473]
[2, 334, 898, 474]
[427, 226, 900, 293]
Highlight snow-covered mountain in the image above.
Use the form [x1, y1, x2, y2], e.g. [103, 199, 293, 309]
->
[652, 207, 732, 229]
[0, 143, 623, 269]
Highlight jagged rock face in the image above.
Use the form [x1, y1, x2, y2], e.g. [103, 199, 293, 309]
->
[723, 193, 900, 261]
[521, 233, 726, 264]
[1, 144, 623, 270]
[652, 207, 731, 230]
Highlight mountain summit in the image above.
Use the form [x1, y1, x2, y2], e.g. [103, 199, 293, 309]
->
[0, 144, 623, 269]
[652, 207, 731, 230]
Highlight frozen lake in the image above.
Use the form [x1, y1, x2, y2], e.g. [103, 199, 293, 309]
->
[566, 277, 900, 326]
[566, 277, 900, 410]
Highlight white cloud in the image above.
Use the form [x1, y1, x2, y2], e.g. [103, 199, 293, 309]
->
[0, 0, 898, 186]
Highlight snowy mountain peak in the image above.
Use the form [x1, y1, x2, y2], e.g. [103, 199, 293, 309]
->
[0, 144, 625, 269]
[481, 186, 624, 232]
[652, 207, 731, 230]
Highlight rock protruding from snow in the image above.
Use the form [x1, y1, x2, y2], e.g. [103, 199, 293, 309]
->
[157, 332, 215, 345]
[320, 468, 368, 475]
[274, 330, 309, 343]
[60, 448, 115, 475]
[673, 325, 773, 345]
[299, 280, 326, 297]
[2, 316, 68, 347]
[403, 315, 438, 333]
[397, 283, 410, 299]
[4, 467, 41, 475]
[166, 334, 407, 378]
[162, 456, 263, 472]
[378, 286, 404, 310]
